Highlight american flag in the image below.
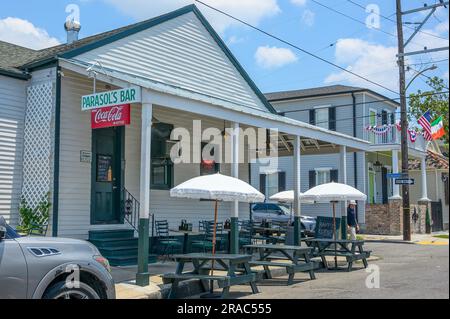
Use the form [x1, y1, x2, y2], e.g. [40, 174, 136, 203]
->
[418, 110, 433, 141]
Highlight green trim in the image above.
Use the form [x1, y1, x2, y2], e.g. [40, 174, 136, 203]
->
[52, 64, 61, 237]
[230, 217, 239, 254]
[136, 218, 150, 286]
[293, 216, 301, 246]
[0, 69, 30, 80]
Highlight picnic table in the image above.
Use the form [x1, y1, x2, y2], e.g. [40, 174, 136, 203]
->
[305, 238, 371, 271]
[170, 229, 202, 254]
[162, 253, 259, 299]
[244, 244, 316, 285]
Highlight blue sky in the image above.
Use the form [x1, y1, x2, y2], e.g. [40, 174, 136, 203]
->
[1, 0, 448, 99]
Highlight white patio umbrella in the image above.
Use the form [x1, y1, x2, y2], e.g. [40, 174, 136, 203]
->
[302, 182, 367, 268]
[170, 173, 265, 294]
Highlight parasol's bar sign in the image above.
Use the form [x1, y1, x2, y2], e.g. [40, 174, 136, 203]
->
[81, 87, 141, 111]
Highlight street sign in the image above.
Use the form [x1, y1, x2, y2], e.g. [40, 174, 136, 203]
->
[387, 173, 406, 179]
[395, 178, 415, 185]
[81, 87, 141, 111]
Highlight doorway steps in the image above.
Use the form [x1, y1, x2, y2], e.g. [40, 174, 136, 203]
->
[88, 229, 157, 267]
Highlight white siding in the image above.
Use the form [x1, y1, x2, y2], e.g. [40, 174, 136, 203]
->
[75, 11, 268, 114]
[58, 71, 251, 239]
[0, 75, 27, 225]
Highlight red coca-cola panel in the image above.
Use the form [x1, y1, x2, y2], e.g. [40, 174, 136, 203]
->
[91, 104, 131, 129]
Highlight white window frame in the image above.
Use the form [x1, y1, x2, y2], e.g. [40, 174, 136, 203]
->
[314, 167, 332, 186]
[314, 105, 331, 130]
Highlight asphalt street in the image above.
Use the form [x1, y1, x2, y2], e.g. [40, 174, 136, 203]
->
[232, 242, 449, 299]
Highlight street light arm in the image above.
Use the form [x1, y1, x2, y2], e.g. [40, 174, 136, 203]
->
[405, 65, 437, 91]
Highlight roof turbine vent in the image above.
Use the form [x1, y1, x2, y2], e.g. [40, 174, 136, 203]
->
[64, 19, 81, 44]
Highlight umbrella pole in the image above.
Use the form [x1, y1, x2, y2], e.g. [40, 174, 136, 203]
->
[210, 200, 219, 293]
[332, 202, 338, 269]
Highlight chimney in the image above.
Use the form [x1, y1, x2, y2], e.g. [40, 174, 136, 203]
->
[64, 19, 81, 44]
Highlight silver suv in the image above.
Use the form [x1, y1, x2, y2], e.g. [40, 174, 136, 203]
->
[0, 217, 115, 299]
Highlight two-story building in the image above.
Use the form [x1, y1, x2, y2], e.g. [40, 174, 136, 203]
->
[0, 5, 371, 265]
[251, 85, 435, 233]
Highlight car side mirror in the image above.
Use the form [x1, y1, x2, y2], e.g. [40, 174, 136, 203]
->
[277, 211, 283, 215]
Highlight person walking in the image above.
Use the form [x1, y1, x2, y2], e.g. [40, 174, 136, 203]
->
[347, 200, 359, 240]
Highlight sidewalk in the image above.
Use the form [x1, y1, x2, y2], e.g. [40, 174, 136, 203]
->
[360, 232, 449, 246]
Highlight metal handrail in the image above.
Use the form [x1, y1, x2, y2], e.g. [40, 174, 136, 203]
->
[122, 188, 140, 233]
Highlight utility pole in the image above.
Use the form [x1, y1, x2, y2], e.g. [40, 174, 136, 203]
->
[395, 0, 411, 241]
[395, 0, 449, 241]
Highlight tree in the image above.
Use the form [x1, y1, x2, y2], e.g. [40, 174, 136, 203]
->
[408, 76, 449, 145]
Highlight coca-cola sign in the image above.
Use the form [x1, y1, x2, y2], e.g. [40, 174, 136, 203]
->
[91, 104, 131, 129]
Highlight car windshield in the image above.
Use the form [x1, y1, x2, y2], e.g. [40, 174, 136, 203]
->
[279, 205, 291, 215]
[5, 223, 20, 239]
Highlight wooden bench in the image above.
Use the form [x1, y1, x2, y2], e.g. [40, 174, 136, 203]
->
[248, 260, 316, 285]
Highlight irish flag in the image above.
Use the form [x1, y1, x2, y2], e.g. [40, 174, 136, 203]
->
[431, 116, 445, 140]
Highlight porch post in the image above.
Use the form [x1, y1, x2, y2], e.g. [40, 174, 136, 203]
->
[293, 135, 302, 246]
[391, 149, 401, 199]
[420, 155, 429, 201]
[136, 102, 152, 286]
[230, 122, 240, 254]
[340, 145, 348, 239]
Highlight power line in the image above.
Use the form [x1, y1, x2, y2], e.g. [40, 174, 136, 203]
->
[278, 90, 449, 114]
[310, 0, 402, 40]
[194, 0, 400, 95]
[346, 0, 449, 41]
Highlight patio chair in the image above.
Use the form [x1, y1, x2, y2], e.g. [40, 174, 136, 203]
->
[155, 220, 182, 261]
[238, 220, 253, 251]
[192, 221, 225, 252]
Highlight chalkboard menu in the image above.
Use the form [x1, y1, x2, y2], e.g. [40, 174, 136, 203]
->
[314, 216, 341, 239]
[97, 154, 113, 182]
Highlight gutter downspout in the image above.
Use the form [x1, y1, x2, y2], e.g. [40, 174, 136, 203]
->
[52, 63, 62, 237]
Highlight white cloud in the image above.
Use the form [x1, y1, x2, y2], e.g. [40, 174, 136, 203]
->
[255, 46, 298, 69]
[324, 38, 399, 92]
[291, 0, 307, 6]
[0, 17, 60, 49]
[104, 0, 281, 33]
[227, 35, 245, 45]
[301, 9, 315, 27]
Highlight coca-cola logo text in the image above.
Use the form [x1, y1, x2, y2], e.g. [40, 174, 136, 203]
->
[91, 104, 130, 129]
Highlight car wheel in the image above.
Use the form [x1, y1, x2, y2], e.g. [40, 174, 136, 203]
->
[43, 281, 101, 299]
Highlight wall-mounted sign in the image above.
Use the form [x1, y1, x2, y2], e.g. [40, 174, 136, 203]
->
[387, 173, 407, 179]
[80, 150, 92, 163]
[81, 87, 141, 111]
[91, 104, 131, 129]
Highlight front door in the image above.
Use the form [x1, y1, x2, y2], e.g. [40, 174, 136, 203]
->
[91, 127, 124, 224]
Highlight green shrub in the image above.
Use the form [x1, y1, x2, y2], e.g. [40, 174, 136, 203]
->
[17, 193, 51, 233]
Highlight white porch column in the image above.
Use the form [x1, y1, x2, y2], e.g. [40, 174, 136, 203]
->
[391, 149, 401, 199]
[230, 122, 239, 254]
[232, 122, 239, 217]
[420, 155, 429, 201]
[137, 102, 152, 286]
[340, 145, 347, 239]
[140, 103, 153, 219]
[293, 135, 302, 245]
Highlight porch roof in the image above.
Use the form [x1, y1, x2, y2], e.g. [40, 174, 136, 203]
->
[59, 58, 370, 153]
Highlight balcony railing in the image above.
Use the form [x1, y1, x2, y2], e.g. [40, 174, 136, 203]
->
[363, 126, 427, 152]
